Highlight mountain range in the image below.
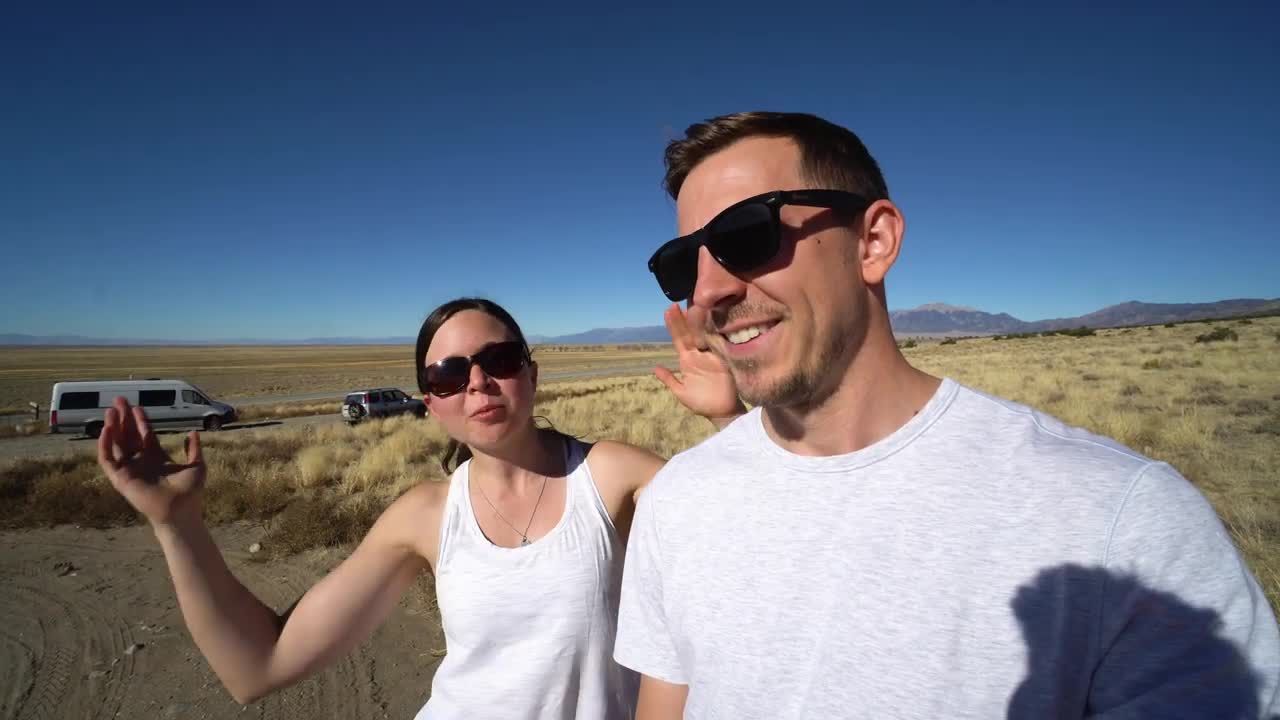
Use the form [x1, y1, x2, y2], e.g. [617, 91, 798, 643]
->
[887, 298, 1280, 335]
[2, 297, 1276, 346]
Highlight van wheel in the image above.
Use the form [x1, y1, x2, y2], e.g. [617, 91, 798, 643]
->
[85, 422, 103, 439]
[204, 415, 224, 431]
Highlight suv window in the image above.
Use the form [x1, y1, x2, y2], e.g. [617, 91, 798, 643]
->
[139, 389, 176, 407]
[59, 391, 99, 410]
[182, 390, 207, 404]
[382, 391, 397, 402]
[345, 394, 364, 404]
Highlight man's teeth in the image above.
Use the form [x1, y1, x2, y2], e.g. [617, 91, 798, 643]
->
[726, 325, 769, 345]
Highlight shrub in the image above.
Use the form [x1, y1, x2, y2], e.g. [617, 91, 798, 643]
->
[1195, 327, 1238, 344]
[1254, 411, 1280, 437]
[899, 339, 917, 349]
[1058, 326, 1096, 338]
[1234, 398, 1270, 417]
[1164, 323, 1176, 328]
[1141, 359, 1164, 370]
[940, 337, 958, 346]
[1238, 318, 1253, 325]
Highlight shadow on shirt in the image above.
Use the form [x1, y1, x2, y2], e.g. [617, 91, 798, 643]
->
[1009, 563, 1274, 719]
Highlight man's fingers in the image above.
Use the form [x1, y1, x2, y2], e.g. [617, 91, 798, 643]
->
[686, 304, 712, 351]
[665, 303, 695, 351]
[654, 366, 683, 395]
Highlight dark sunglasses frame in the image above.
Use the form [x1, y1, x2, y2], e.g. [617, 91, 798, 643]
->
[422, 340, 532, 398]
[647, 189, 872, 302]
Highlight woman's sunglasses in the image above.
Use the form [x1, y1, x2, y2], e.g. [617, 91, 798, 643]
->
[422, 340, 531, 398]
[647, 189, 871, 302]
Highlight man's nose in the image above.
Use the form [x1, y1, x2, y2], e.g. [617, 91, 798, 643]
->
[691, 245, 748, 312]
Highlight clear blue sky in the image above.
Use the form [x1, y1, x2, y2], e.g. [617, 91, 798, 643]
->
[3, 2, 1277, 341]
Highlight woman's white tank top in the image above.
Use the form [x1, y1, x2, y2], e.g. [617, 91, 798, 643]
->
[414, 436, 639, 719]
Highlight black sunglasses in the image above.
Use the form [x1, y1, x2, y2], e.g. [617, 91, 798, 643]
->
[647, 189, 871, 302]
[422, 340, 531, 398]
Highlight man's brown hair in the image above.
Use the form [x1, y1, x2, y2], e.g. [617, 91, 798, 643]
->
[663, 111, 890, 203]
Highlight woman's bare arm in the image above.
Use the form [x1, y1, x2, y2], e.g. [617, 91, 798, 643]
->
[153, 483, 443, 704]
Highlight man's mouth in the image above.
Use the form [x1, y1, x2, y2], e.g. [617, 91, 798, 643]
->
[720, 320, 780, 345]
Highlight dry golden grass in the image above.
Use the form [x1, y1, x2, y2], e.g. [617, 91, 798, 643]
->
[0, 419, 44, 439]
[0, 415, 450, 557]
[1, 318, 1276, 612]
[0, 343, 676, 413]
[235, 399, 346, 423]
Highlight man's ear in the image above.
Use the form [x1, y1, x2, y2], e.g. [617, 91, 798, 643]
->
[859, 199, 905, 286]
[529, 360, 539, 391]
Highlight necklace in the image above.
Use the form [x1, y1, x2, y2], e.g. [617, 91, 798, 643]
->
[476, 473, 549, 546]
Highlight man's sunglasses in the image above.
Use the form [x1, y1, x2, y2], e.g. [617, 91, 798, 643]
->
[422, 340, 531, 398]
[647, 189, 871, 302]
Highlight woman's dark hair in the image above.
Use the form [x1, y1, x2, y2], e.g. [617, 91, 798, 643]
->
[415, 297, 532, 474]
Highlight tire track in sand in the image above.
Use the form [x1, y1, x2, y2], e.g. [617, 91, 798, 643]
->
[3, 579, 136, 720]
[1, 524, 444, 720]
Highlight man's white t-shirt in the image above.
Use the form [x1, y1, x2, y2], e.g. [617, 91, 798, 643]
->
[614, 378, 1279, 718]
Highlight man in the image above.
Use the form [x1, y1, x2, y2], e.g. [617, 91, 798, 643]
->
[614, 111, 1279, 718]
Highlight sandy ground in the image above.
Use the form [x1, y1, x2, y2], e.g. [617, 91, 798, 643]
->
[0, 522, 446, 720]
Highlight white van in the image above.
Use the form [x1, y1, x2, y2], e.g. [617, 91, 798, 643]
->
[49, 379, 238, 438]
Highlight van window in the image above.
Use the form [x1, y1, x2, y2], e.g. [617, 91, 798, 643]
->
[182, 390, 207, 404]
[139, 390, 177, 407]
[59, 391, 99, 410]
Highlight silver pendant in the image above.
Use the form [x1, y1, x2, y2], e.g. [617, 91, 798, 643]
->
[521, 536, 530, 546]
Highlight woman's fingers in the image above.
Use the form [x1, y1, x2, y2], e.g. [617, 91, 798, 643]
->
[133, 404, 157, 452]
[98, 407, 123, 472]
[184, 431, 203, 466]
[114, 395, 141, 456]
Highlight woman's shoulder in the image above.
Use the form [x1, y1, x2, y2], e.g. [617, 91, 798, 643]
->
[375, 480, 451, 537]
[389, 479, 451, 517]
[369, 480, 453, 562]
[582, 440, 665, 494]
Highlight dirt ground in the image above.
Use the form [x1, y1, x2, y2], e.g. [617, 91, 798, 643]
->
[0, 522, 446, 720]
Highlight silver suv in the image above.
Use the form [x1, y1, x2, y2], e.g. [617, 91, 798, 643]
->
[341, 388, 426, 425]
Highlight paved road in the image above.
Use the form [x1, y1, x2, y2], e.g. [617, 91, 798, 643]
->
[0, 413, 345, 464]
[0, 361, 674, 427]
[0, 362, 675, 464]
[220, 362, 673, 407]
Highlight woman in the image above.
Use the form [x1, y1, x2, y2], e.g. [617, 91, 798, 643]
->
[96, 297, 741, 719]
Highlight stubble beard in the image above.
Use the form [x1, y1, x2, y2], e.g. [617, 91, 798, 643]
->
[727, 327, 851, 413]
